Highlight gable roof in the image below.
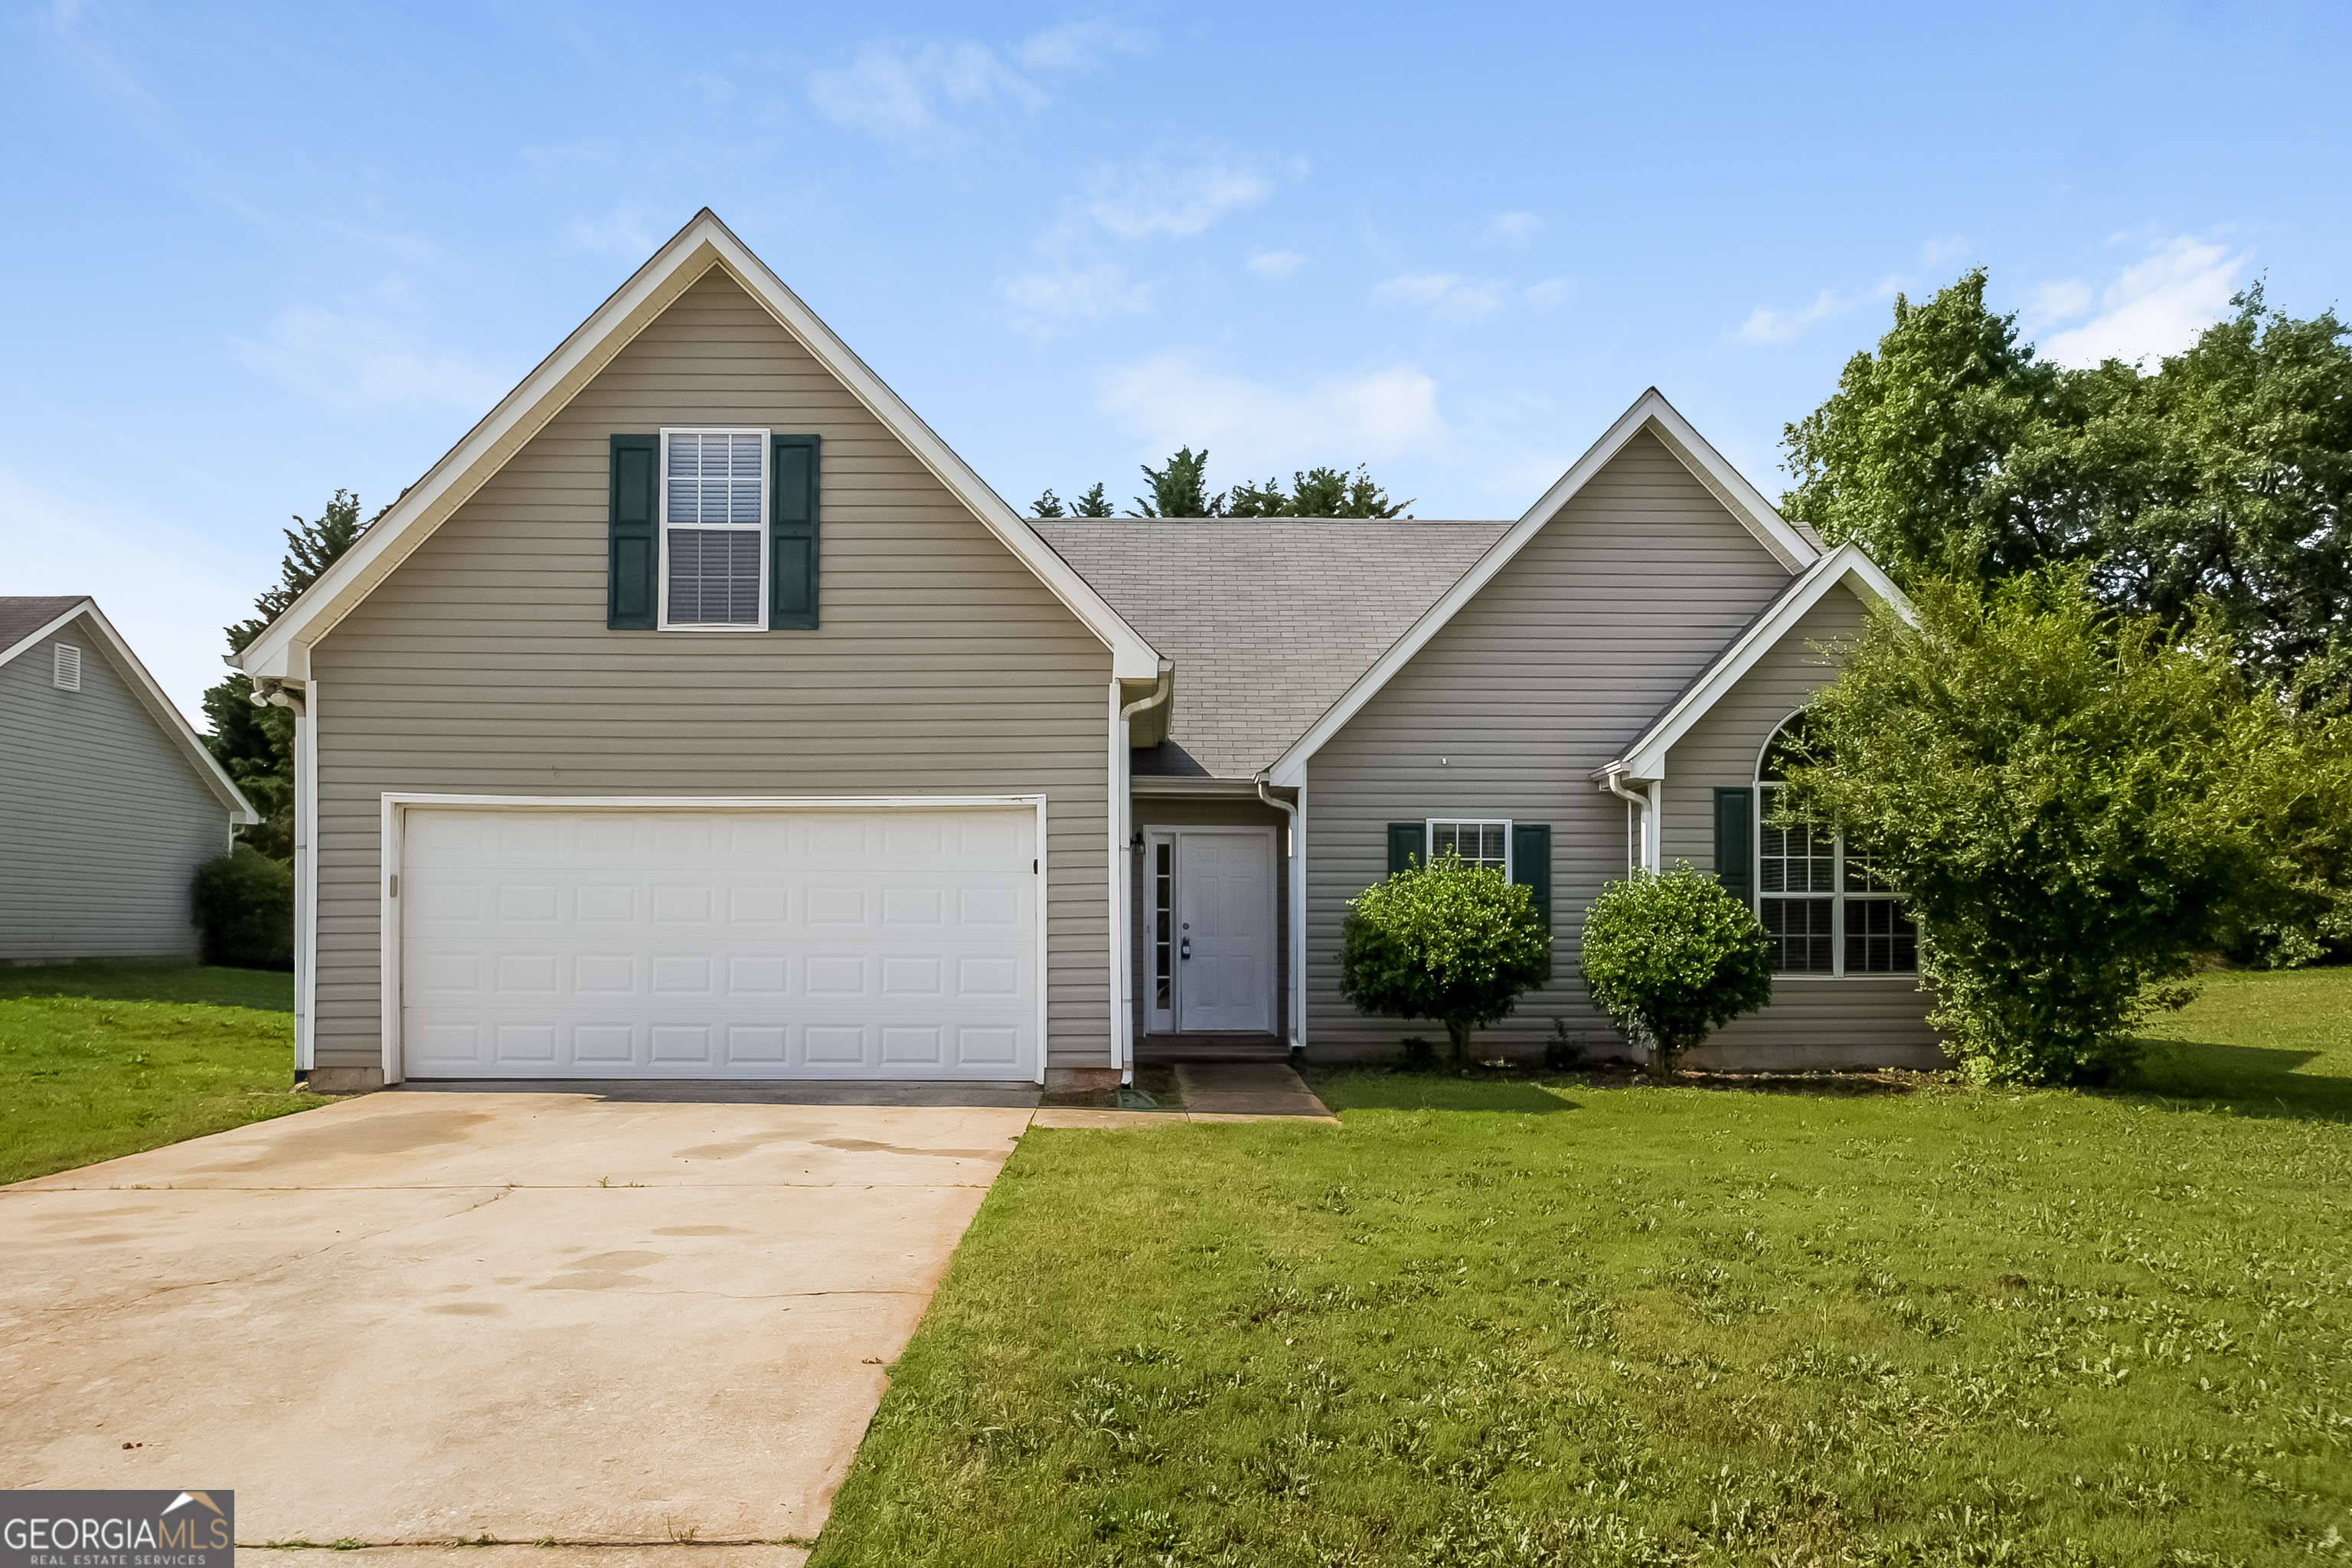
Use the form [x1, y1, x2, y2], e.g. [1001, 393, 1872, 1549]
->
[1035, 518, 1510, 777]
[1598, 541, 1910, 779]
[1262, 388, 1823, 786]
[236, 210, 1161, 683]
[0, 597, 260, 824]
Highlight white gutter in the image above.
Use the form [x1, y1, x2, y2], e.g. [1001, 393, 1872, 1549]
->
[1113, 664, 1174, 1082]
[1256, 775, 1306, 1054]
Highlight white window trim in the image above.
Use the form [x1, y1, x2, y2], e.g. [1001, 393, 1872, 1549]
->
[1753, 780, 1914, 979]
[658, 426, 771, 632]
[1423, 817, 1513, 877]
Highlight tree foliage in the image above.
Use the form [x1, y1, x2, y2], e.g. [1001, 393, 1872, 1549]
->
[200, 490, 375, 860]
[191, 844, 295, 969]
[1339, 855, 1550, 1065]
[1783, 272, 2352, 703]
[1779, 567, 2352, 1085]
[1577, 866, 1773, 1072]
[1227, 465, 1411, 518]
[1134, 446, 1221, 517]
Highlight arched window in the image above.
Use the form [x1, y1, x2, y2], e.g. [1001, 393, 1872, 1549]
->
[1754, 713, 1916, 976]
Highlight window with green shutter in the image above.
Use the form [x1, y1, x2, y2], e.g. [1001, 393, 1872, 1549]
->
[1713, 787, 1754, 906]
[1386, 822, 1424, 877]
[607, 433, 658, 629]
[770, 433, 819, 629]
[1511, 823, 1551, 933]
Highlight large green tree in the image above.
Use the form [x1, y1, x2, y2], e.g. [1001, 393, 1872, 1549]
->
[1782, 272, 2352, 703]
[1779, 567, 2352, 1084]
[201, 491, 374, 860]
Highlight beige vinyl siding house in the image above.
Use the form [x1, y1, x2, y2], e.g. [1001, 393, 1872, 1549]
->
[237, 211, 1936, 1089]
[0, 598, 257, 960]
[1299, 432, 1802, 1057]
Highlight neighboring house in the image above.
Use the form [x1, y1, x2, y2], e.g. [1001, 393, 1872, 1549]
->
[0, 596, 260, 961]
[235, 210, 1937, 1092]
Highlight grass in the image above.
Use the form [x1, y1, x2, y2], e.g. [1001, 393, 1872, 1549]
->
[812, 969, 2352, 1566]
[0, 959, 296, 1011]
[0, 995, 325, 1185]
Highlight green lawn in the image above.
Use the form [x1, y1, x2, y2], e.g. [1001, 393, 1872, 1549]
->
[814, 969, 2352, 1566]
[0, 959, 296, 1011]
[0, 996, 325, 1185]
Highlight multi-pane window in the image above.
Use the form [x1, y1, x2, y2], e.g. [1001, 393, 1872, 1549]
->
[1756, 716, 1917, 976]
[1428, 820, 1510, 872]
[662, 430, 766, 628]
[1152, 841, 1174, 1013]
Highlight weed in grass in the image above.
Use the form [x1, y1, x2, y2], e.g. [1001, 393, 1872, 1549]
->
[812, 969, 2352, 1566]
[0, 997, 325, 1183]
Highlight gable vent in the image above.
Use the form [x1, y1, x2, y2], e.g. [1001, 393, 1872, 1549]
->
[53, 643, 81, 691]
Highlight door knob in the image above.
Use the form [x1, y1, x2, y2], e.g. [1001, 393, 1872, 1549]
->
[1181, 938, 1191, 960]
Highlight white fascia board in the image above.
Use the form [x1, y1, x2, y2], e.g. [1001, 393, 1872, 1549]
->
[240, 210, 1161, 683]
[1609, 543, 1910, 779]
[1265, 387, 1820, 786]
[16, 600, 262, 823]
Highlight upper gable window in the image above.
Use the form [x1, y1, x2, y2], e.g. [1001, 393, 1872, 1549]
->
[661, 429, 767, 630]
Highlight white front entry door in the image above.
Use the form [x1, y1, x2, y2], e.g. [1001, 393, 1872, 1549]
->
[1148, 828, 1275, 1033]
[396, 803, 1040, 1080]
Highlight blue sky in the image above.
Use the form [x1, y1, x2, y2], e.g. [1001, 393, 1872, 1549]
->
[5, 1, 2347, 718]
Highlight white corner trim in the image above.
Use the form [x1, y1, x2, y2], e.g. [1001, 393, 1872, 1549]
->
[1609, 542, 1911, 779]
[296, 680, 318, 1072]
[1266, 388, 1818, 786]
[237, 209, 1163, 683]
[2, 598, 260, 824]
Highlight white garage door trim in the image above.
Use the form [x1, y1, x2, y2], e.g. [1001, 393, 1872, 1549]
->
[378, 793, 1049, 1086]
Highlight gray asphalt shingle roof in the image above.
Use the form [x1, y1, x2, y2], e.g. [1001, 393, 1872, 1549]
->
[0, 596, 89, 653]
[1034, 519, 1511, 778]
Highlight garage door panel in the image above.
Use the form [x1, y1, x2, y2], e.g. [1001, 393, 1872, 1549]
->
[400, 805, 1037, 1080]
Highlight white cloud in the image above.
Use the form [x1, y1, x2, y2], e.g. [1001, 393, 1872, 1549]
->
[1098, 354, 1446, 478]
[2036, 237, 2248, 368]
[809, 21, 1146, 154]
[1011, 18, 1153, 71]
[1524, 277, 1574, 309]
[2024, 277, 2096, 324]
[1373, 273, 1510, 321]
[1732, 289, 1849, 347]
[1084, 158, 1276, 240]
[1248, 250, 1308, 279]
[1488, 211, 1544, 243]
[1002, 262, 1151, 332]
[1919, 234, 1969, 265]
[234, 304, 511, 412]
[686, 71, 734, 105]
[807, 39, 1041, 153]
[567, 204, 656, 256]
[0, 462, 265, 724]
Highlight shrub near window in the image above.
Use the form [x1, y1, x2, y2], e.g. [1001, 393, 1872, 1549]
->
[1340, 854, 1550, 1067]
[1579, 865, 1773, 1075]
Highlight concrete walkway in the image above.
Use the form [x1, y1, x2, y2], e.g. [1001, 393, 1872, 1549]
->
[1031, 1060, 1337, 1129]
[0, 1092, 1034, 1558]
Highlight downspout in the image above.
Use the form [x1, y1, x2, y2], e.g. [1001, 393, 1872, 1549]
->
[1256, 776, 1305, 1056]
[253, 676, 312, 1080]
[1601, 766, 1655, 874]
[1116, 664, 1173, 1083]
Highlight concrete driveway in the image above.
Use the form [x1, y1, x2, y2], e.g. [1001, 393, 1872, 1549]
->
[0, 1087, 1037, 1559]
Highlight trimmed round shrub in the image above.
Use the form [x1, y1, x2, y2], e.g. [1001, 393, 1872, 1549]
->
[191, 844, 295, 970]
[1579, 865, 1772, 1073]
[1340, 855, 1551, 1066]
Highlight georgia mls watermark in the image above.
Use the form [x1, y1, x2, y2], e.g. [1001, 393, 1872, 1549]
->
[1, 1491, 233, 1568]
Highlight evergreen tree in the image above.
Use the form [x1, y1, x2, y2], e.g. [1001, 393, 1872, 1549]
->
[201, 491, 377, 860]
[1030, 488, 1067, 518]
[1071, 481, 1114, 517]
[1132, 446, 1223, 517]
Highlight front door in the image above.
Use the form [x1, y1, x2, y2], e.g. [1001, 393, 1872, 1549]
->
[1145, 828, 1275, 1034]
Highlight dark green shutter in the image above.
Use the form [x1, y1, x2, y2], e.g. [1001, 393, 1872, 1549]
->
[770, 433, 820, 630]
[607, 434, 658, 629]
[1714, 787, 1755, 906]
[1387, 822, 1424, 877]
[1511, 823, 1552, 933]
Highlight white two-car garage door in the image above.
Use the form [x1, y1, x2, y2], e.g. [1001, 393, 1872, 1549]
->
[394, 801, 1041, 1080]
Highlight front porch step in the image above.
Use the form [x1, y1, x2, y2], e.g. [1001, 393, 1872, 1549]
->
[1135, 1031, 1291, 1063]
